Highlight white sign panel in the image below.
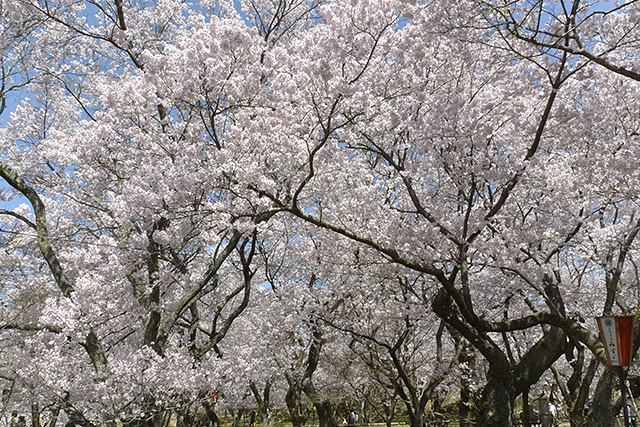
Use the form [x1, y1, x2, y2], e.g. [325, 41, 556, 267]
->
[599, 316, 621, 366]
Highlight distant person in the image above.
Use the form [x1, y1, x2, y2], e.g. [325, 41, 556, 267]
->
[549, 403, 558, 427]
[16, 416, 26, 427]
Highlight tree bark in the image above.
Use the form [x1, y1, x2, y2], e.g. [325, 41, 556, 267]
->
[360, 398, 370, 426]
[286, 379, 307, 427]
[300, 326, 335, 427]
[31, 402, 40, 427]
[47, 407, 60, 427]
[585, 367, 617, 427]
[478, 365, 515, 427]
[251, 381, 272, 423]
[202, 398, 220, 427]
[521, 388, 530, 427]
[407, 409, 425, 427]
[563, 349, 598, 427]
[459, 342, 476, 427]
[231, 409, 244, 427]
[585, 318, 640, 426]
[314, 401, 336, 427]
[0, 161, 108, 372]
[382, 397, 395, 427]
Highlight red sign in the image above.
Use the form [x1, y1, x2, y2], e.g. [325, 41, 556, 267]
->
[597, 315, 636, 366]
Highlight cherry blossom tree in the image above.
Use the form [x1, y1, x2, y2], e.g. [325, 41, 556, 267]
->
[0, 1, 275, 425]
[1, 1, 640, 427]
[238, 0, 640, 425]
[322, 271, 463, 427]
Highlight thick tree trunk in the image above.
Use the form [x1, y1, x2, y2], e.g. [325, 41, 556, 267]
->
[583, 316, 640, 427]
[302, 325, 335, 427]
[177, 410, 194, 427]
[406, 409, 424, 427]
[286, 383, 306, 426]
[586, 368, 618, 427]
[63, 408, 94, 427]
[431, 284, 567, 427]
[231, 409, 244, 427]
[204, 408, 220, 427]
[315, 401, 336, 427]
[478, 366, 514, 427]
[125, 413, 167, 427]
[566, 354, 598, 427]
[201, 395, 220, 427]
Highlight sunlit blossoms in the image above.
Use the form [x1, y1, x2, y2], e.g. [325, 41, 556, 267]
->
[0, 1, 639, 427]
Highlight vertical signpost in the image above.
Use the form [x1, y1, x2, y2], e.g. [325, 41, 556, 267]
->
[597, 315, 636, 427]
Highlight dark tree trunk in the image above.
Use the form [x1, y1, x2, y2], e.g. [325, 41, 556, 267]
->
[431, 279, 569, 427]
[406, 408, 424, 427]
[562, 349, 598, 427]
[315, 401, 336, 427]
[47, 407, 60, 427]
[202, 395, 220, 427]
[231, 409, 245, 427]
[250, 381, 272, 423]
[31, 402, 41, 427]
[521, 388, 531, 427]
[586, 368, 618, 427]
[63, 408, 95, 427]
[585, 318, 640, 426]
[177, 410, 194, 427]
[286, 383, 307, 426]
[382, 397, 395, 427]
[478, 366, 515, 427]
[206, 409, 220, 427]
[301, 325, 335, 427]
